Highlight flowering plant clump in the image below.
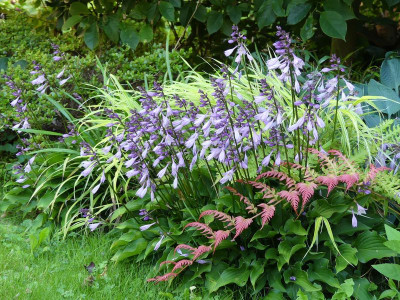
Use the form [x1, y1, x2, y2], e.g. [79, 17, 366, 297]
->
[3, 24, 400, 298]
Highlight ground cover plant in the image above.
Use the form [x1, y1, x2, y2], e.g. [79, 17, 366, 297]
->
[2, 10, 400, 299]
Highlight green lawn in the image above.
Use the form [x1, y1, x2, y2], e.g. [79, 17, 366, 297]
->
[0, 217, 226, 300]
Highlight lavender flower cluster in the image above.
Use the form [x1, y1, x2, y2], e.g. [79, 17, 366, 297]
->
[78, 26, 359, 205]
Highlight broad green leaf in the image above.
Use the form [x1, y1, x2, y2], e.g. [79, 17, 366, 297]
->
[323, 0, 355, 20]
[139, 24, 153, 42]
[278, 236, 306, 269]
[373, 264, 400, 281]
[353, 231, 396, 263]
[111, 238, 147, 262]
[287, 3, 311, 25]
[169, 0, 181, 7]
[103, 14, 120, 43]
[272, 0, 286, 17]
[62, 15, 83, 32]
[381, 57, 400, 93]
[120, 24, 140, 50]
[84, 22, 99, 50]
[308, 259, 340, 288]
[283, 219, 307, 236]
[250, 260, 265, 289]
[379, 289, 397, 299]
[384, 240, 400, 253]
[296, 289, 308, 300]
[368, 80, 400, 116]
[207, 11, 223, 35]
[335, 243, 358, 272]
[353, 278, 374, 300]
[300, 14, 314, 41]
[69, 2, 90, 15]
[194, 5, 207, 22]
[257, 3, 276, 29]
[319, 11, 347, 40]
[159, 1, 175, 21]
[286, 268, 322, 292]
[227, 5, 242, 24]
[207, 266, 250, 293]
[385, 224, 400, 241]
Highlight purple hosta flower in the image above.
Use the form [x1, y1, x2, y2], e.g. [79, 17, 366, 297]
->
[140, 222, 156, 231]
[290, 276, 296, 281]
[22, 184, 30, 189]
[157, 164, 169, 179]
[89, 223, 101, 231]
[12, 117, 31, 131]
[80, 208, 90, 218]
[81, 160, 97, 177]
[225, 25, 253, 67]
[196, 260, 211, 264]
[154, 234, 165, 251]
[16, 175, 26, 183]
[59, 76, 71, 86]
[267, 27, 304, 93]
[351, 209, 358, 228]
[24, 155, 36, 173]
[139, 209, 152, 221]
[31, 74, 46, 85]
[220, 168, 235, 184]
[91, 171, 106, 194]
[356, 203, 367, 215]
[51, 43, 64, 61]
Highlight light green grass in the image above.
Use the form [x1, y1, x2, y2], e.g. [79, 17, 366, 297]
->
[0, 217, 228, 300]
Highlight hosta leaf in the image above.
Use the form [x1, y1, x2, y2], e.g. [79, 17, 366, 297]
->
[250, 260, 265, 288]
[381, 57, 400, 93]
[84, 22, 99, 50]
[256, 3, 276, 29]
[69, 2, 90, 15]
[287, 3, 311, 25]
[368, 80, 400, 116]
[111, 238, 147, 261]
[335, 243, 358, 272]
[159, 1, 175, 21]
[62, 15, 83, 32]
[284, 268, 322, 292]
[385, 224, 400, 241]
[323, 0, 355, 20]
[120, 24, 140, 50]
[373, 264, 400, 281]
[227, 5, 242, 24]
[319, 11, 347, 40]
[103, 14, 120, 43]
[207, 11, 223, 35]
[300, 14, 314, 41]
[353, 231, 396, 263]
[353, 278, 375, 300]
[207, 266, 250, 293]
[308, 259, 340, 288]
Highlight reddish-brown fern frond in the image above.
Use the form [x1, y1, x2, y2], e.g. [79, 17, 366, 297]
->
[317, 175, 339, 195]
[278, 190, 300, 211]
[247, 180, 278, 199]
[159, 260, 177, 267]
[171, 259, 193, 272]
[213, 230, 230, 253]
[225, 186, 257, 214]
[296, 182, 317, 207]
[256, 170, 296, 189]
[366, 164, 391, 182]
[233, 216, 253, 240]
[147, 272, 177, 282]
[258, 204, 275, 228]
[308, 148, 337, 170]
[192, 245, 212, 260]
[184, 222, 214, 238]
[174, 244, 196, 254]
[338, 173, 360, 190]
[199, 210, 233, 224]
[283, 162, 318, 182]
[328, 150, 359, 174]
